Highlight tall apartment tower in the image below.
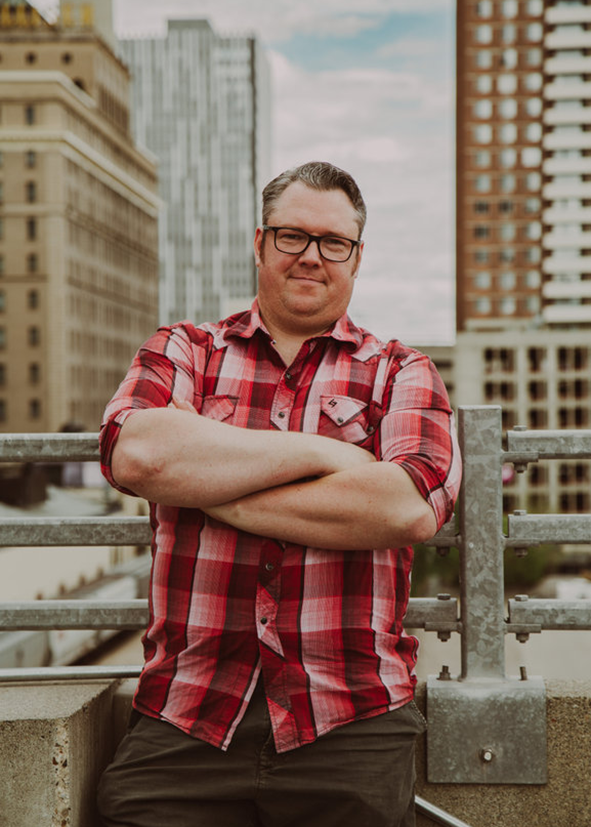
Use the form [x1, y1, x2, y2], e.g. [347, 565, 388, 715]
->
[122, 20, 272, 327]
[454, 0, 591, 516]
[457, 0, 591, 331]
[0, 0, 160, 433]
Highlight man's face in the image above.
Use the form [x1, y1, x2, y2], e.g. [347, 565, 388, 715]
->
[254, 181, 364, 338]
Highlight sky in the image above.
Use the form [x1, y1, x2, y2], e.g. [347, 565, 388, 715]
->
[38, 0, 456, 345]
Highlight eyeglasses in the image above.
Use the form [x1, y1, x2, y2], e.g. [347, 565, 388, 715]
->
[263, 226, 361, 263]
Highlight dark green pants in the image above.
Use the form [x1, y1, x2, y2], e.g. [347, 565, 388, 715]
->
[97, 682, 426, 827]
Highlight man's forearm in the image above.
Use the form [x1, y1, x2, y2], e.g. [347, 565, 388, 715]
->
[110, 407, 375, 508]
[204, 461, 438, 551]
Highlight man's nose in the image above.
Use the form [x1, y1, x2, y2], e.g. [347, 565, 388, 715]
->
[298, 238, 322, 264]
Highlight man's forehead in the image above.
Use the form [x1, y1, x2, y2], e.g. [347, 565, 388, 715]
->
[269, 182, 359, 233]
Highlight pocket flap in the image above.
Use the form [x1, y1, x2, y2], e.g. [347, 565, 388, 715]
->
[320, 395, 368, 426]
[201, 395, 238, 421]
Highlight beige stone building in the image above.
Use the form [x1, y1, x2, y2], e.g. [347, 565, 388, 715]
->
[0, 0, 159, 433]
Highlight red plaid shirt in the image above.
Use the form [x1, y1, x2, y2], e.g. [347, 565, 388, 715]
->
[100, 302, 461, 753]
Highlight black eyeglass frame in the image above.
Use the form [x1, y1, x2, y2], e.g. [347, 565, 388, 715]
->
[262, 225, 362, 263]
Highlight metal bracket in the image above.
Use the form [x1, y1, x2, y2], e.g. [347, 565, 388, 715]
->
[426, 675, 547, 784]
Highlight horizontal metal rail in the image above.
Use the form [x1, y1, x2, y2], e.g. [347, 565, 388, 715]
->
[507, 513, 591, 546]
[508, 597, 591, 632]
[0, 664, 142, 682]
[0, 596, 460, 633]
[506, 428, 591, 459]
[0, 516, 151, 547]
[0, 433, 99, 462]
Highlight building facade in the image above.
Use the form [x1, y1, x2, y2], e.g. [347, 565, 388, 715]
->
[0, 0, 160, 432]
[454, 0, 591, 515]
[122, 20, 271, 327]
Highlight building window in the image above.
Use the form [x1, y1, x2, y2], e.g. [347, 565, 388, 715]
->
[0, 327, 5, 348]
[499, 99, 518, 119]
[499, 200, 514, 213]
[527, 0, 543, 14]
[25, 52, 37, 64]
[500, 248, 515, 263]
[476, 297, 492, 314]
[500, 272, 516, 290]
[526, 97, 543, 117]
[528, 347, 546, 372]
[474, 225, 490, 239]
[0, 364, 5, 386]
[476, 51, 493, 69]
[0, 256, 4, 276]
[27, 254, 38, 273]
[475, 271, 492, 289]
[26, 181, 36, 202]
[0, 291, 4, 312]
[476, 75, 493, 94]
[475, 150, 491, 167]
[501, 48, 518, 70]
[474, 99, 493, 119]
[29, 399, 41, 419]
[62, 52, 73, 64]
[474, 201, 489, 213]
[28, 326, 40, 346]
[27, 289, 39, 310]
[477, 0, 493, 16]
[502, 24, 516, 44]
[29, 363, 40, 384]
[25, 105, 35, 125]
[474, 124, 493, 144]
[500, 148, 517, 167]
[501, 223, 516, 241]
[476, 25, 493, 44]
[475, 250, 490, 263]
[26, 150, 36, 168]
[500, 174, 516, 193]
[498, 74, 518, 94]
[502, 0, 518, 17]
[526, 269, 541, 287]
[0, 400, 6, 422]
[27, 218, 37, 240]
[500, 296, 517, 315]
[525, 198, 541, 214]
[500, 123, 518, 144]
[526, 172, 541, 191]
[526, 221, 542, 240]
[527, 22, 543, 41]
[475, 174, 491, 192]
[0, 218, 3, 239]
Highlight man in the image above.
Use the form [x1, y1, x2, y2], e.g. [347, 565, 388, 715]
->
[97, 161, 461, 827]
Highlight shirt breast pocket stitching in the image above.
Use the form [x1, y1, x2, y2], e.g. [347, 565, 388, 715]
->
[201, 395, 238, 422]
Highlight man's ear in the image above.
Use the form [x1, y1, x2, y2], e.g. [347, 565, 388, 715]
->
[352, 241, 364, 279]
[254, 227, 264, 267]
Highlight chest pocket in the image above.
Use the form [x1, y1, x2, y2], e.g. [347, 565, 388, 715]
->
[318, 395, 374, 446]
[201, 395, 238, 422]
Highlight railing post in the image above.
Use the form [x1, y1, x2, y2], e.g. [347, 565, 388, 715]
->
[426, 406, 547, 785]
[458, 406, 506, 680]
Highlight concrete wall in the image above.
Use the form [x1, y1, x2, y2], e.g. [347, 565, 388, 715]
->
[1, 677, 590, 826]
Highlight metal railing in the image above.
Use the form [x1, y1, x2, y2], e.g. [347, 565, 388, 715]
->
[1, 406, 591, 797]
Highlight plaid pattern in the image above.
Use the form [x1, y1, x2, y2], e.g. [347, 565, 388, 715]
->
[100, 302, 461, 753]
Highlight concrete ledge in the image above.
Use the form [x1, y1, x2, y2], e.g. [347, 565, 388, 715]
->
[415, 678, 591, 827]
[2, 677, 590, 826]
[0, 680, 120, 827]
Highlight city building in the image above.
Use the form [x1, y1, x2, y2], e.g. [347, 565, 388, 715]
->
[453, 0, 591, 515]
[0, 0, 160, 433]
[121, 19, 272, 327]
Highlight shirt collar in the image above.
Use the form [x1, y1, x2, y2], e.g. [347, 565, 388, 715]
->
[215, 299, 367, 353]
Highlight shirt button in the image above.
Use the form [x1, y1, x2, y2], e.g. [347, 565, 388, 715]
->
[278, 411, 286, 419]
[260, 617, 268, 625]
[286, 372, 292, 380]
[265, 562, 275, 571]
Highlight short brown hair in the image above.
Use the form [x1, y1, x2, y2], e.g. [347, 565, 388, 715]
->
[262, 161, 367, 236]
